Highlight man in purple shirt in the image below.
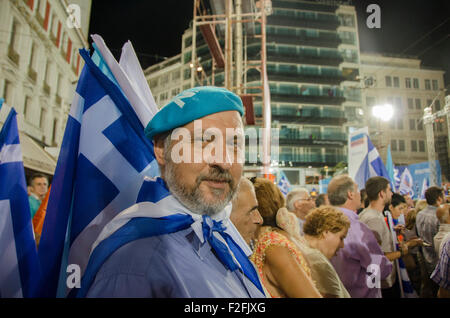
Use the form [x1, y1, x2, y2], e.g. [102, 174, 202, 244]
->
[328, 175, 393, 298]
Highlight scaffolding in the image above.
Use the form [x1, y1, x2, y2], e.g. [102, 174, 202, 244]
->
[191, 0, 273, 175]
[423, 93, 450, 185]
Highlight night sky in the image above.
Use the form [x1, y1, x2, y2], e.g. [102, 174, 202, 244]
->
[89, 0, 450, 84]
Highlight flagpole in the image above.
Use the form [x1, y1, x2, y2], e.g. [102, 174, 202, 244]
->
[386, 211, 404, 298]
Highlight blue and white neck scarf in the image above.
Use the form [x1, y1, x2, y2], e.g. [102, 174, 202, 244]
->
[73, 177, 263, 297]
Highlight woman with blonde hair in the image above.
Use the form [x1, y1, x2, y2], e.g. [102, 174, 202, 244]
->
[249, 178, 322, 298]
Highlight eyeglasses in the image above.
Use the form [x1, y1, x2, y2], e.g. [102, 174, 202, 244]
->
[298, 197, 314, 202]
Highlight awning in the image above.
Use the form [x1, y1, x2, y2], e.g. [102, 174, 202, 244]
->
[20, 133, 57, 176]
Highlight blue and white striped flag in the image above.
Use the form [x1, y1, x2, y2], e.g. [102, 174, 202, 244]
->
[420, 177, 429, 200]
[36, 47, 159, 297]
[354, 133, 390, 189]
[277, 170, 291, 196]
[385, 211, 418, 298]
[0, 108, 41, 297]
[399, 168, 414, 197]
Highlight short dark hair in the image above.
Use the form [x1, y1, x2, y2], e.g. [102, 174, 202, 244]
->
[391, 193, 406, 207]
[315, 194, 328, 207]
[365, 177, 390, 202]
[425, 186, 444, 205]
[29, 173, 48, 185]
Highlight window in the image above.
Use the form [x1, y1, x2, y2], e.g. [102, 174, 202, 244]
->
[405, 78, 411, 88]
[9, 19, 19, 51]
[419, 140, 425, 152]
[23, 96, 31, 117]
[3, 80, 13, 105]
[52, 118, 58, 145]
[425, 79, 431, 90]
[407, 98, 414, 110]
[435, 100, 441, 111]
[385, 76, 392, 87]
[39, 108, 47, 128]
[366, 96, 376, 107]
[426, 99, 433, 109]
[409, 119, 416, 130]
[415, 99, 421, 110]
[397, 118, 403, 130]
[418, 119, 423, 130]
[393, 77, 399, 87]
[411, 140, 418, 152]
[395, 97, 402, 112]
[399, 140, 405, 151]
[432, 80, 438, 90]
[391, 139, 397, 151]
[413, 78, 419, 89]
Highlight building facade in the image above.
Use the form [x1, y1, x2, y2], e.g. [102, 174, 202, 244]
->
[360, 52, 449, 180]
[0, 0, 90, 176]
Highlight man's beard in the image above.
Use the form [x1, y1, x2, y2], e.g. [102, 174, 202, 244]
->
[163, 158, 238, 217]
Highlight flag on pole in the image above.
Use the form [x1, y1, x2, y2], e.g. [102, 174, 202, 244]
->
[0, 108, 41, 297]
[420, 177, 429, 200]
[399, 168, 414, 197]
[277, 169, 291, 196]
[385, 211, 418, 298]
[386, 145, 396, 192]
[36, 46, 159, 297]
[353, 131, 390, 190]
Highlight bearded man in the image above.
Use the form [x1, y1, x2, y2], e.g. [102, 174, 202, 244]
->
[76, 87, 265, 298]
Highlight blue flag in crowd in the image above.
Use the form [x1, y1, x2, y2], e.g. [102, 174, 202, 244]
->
[277, 170, 291, 196]
[399, 168, 414, 197]
[386, 145, 396, 192]
[420, 177, 429, 199]
[36, 49, 159, 297]
[0, 108, 41, 297]
[354, 134, 390, 189]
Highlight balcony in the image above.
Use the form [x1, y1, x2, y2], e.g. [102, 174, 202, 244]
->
[278, 128, 347, 146]
[266, 72, 345, 86]
[267, 34, 342, 49]
[270, 93, 345, 105]
[270, 107, 347, 125]
[245, 154, 347, 167]
[268, 15, 340, 31]
[8, 47, 20, 65]
[272, 0, 338, 13]
[266, 52, 343, 67]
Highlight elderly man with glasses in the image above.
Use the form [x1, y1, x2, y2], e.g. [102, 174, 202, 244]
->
[286, 188, 315, 235]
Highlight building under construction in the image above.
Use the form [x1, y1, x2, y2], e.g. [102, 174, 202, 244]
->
[145, 0, 365, 189]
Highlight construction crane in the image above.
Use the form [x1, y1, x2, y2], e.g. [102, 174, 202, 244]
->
[423, 93, 450, 186]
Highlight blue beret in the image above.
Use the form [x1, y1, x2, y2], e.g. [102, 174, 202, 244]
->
[145, 86, 244, 140]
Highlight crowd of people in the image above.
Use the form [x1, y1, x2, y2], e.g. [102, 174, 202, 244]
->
[24, 86, 449, 298]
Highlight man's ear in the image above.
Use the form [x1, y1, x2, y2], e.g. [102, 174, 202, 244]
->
[153, 136, 166, 166]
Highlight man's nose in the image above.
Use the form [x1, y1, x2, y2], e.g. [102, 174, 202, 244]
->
[252, 210, 263, 225]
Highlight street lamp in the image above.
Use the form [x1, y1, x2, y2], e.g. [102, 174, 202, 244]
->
[371, 103, 394, 160]
[372, 103, 394, 122]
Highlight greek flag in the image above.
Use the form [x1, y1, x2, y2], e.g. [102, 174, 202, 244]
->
[399, 168, 414, 197]
[420, 177, 429, 200]
[386, 145, 396, 192]
[36, 44, 159, 297]
[385, 211, 417, 298]
[0, 108, 41, 297]
[277, 170, 291, 196]
[354, 133, 390, 189]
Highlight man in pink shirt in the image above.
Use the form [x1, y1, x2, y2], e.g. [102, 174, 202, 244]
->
[328, 175, 393, 298]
